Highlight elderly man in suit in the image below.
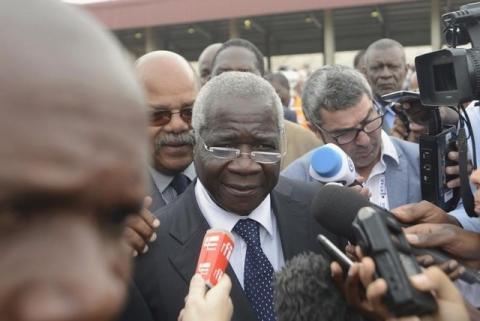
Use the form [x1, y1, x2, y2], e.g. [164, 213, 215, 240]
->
[282, 65, 421, 210]
[117, 72, 344, 321]
[135, 51, 198, 213]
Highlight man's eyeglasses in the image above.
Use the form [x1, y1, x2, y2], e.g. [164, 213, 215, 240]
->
[150, 107, 193, 126]
[314, 114, 383, 145]
[201, 141, 283, 164]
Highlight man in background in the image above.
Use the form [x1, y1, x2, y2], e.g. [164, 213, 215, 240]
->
[135, 51, 198, 213]
[197, 43, 222, 86]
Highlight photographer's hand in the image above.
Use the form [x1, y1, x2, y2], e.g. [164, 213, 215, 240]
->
[365, 266, 470, 321]
[392, 201, 460, 226]
[405, 223, 480, 268]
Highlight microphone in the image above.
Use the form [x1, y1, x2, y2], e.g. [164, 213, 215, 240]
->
[195, 229, 235, 287]
[308, 144, 358, 186]
[311, 185, 480, 284]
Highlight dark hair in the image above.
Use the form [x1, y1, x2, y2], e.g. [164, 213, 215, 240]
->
[265, 72, 290, 90]
[212, 38, 265, 75]
[274, 252, 349, 321]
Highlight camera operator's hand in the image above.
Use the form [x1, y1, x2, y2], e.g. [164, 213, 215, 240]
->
[392, 201, 460, 226]
[391, 116, 426, 143]
[405, 223, 480, 269]
[123, 196, 160, 256]
[178, 274, 233, 321]
[364, 263, 470, 321]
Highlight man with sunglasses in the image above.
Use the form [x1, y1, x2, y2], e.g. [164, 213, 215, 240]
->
[118, 72, 344, 321]
[282, 65, 421, 210]
[135, 51, 198, 213]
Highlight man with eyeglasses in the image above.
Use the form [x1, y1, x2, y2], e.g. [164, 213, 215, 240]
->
[282, 65, 421, 210]
[135, 51, 197, 212]
[117, 72, 344, 321]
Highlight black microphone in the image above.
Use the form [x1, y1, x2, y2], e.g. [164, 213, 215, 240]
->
[311, 184, 480, 284]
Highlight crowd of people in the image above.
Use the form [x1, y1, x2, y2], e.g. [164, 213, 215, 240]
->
[4, 1, 480, 321]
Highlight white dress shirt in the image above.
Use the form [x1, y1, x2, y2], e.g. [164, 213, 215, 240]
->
[195, 179, 285, 287]
[364, 130, 399, 210]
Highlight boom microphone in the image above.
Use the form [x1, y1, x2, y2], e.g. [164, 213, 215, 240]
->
[311, 185, 480, 284]
[195, 229, 235, 287]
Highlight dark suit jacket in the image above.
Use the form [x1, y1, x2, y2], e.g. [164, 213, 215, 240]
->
[117, 177, 344, 321]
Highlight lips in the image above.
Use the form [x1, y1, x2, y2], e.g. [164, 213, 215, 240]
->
[223, 183, 259, 197]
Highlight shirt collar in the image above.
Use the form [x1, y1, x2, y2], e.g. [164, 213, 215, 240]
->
[195, 179, 274, 237]
[148, 162, 196, 193]
[380, 130, 399, 165]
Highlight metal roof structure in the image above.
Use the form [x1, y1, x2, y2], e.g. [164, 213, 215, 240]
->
[78, 0, 474, 60]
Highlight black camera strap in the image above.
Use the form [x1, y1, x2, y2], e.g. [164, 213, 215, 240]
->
[457, 127, 477, 217]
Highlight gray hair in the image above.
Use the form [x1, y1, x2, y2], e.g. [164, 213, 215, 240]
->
[364, 38, 406, 66]
[192, 71, 284, 138]
[302, 65, 372, 126]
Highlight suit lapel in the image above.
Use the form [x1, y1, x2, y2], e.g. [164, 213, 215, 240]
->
[168, 182, 257, 321]
[272, 188, 311, 261]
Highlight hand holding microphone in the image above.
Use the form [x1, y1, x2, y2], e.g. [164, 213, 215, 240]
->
[178, 229, 235, 321]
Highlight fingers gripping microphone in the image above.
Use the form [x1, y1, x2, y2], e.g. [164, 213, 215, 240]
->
[308, 144, 357, 186]
[195, 229, 235, 287]
[311, 185, 480, 284]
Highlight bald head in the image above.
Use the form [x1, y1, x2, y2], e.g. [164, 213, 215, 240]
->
[136, 50, 199, 98]
[0, 1, 148, 320]
[198, 43, 222, 86]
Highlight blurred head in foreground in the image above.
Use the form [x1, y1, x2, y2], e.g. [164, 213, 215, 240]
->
[0, 0, 148, 320]
[274, 252, 348, 321]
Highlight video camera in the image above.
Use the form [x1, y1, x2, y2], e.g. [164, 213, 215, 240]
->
[413, 2, 480, 216]
[416, 2, 480, 106]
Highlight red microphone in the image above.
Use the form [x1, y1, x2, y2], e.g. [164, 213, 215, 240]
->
[195, 229, 235, 287]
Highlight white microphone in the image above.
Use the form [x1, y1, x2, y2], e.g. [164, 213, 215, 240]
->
[308, 144, 357, 186]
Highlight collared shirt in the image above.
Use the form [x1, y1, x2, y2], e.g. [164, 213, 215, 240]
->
[365, 130, 399, 210]
[148, 163, 196, 204]
[195, 180, 285, 287]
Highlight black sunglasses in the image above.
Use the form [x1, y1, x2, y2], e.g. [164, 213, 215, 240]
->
[150, 107, 193, 126]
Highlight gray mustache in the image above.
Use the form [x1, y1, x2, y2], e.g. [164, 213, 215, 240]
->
[154, 131, 195, 149]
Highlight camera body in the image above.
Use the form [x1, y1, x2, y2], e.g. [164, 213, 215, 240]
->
[416, 2, 480, 106]
[353, 207, 438, 316]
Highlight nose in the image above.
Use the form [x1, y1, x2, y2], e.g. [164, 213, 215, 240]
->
[164, 112, 190, 134]
[354, 130, 371, 146]
[227, 148, 262, 176]
[379, 66, 392, 78]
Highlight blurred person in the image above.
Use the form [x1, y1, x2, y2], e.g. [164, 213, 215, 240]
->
[210, 38, 322, 170]
[353, 49, 366, 72]
[281, 68, 309, 128]
[118, 72, 343, 321]
[264, 72, 298, 123]
[197, 43, 222, 86]
[282, 65, 421, 210]
[0, 0, 151, 320]
[274, 252, 363, 321]
[135, 51, 197, 213]
[363, 38, 408, 132]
